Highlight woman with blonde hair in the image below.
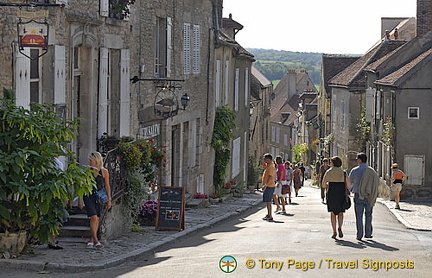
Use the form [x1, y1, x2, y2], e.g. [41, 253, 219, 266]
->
[322, 156, 350, 239]
[79, 151, 112, 248]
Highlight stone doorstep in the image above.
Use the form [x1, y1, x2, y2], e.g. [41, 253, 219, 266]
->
[186, 198, 209, 208]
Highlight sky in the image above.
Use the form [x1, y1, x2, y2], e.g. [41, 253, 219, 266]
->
[222, 0, 417, 54]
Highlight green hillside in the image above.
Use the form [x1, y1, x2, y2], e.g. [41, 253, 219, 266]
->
[248, 48, 322, 87]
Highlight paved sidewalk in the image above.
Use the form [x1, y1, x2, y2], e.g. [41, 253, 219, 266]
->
[0, 192, 262, 272]
[1, 181, 432, 273]
[378, 198, 432, 231]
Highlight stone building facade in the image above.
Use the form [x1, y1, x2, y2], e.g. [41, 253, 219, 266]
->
[0, 0, 254, 236]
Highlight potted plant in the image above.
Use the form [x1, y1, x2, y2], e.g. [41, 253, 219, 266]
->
[232, 181, 245, 197]
[0, 89, 94, 254]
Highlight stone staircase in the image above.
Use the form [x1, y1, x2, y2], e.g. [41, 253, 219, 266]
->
[58, 209, 91, 243]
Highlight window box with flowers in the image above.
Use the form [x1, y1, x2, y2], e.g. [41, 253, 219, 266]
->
[110, 0, 136, 20]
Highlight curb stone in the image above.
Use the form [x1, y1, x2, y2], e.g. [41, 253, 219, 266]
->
[0, 196, 262, 273]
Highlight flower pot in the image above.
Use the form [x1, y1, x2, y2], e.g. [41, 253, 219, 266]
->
[209, 198, 220, 204]
[0, 231, 27, 255]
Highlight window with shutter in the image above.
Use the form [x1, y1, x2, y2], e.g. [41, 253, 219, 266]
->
[155, 17, 167, 78]
[183, 23, 191, 75]
[224, 60, 229, 105]
[244, 67, 249, 107]
[98, 48, 109, 137]
[120, 49, 131, 137]
[215, 60, 221, 107]
[29, 49, 40, 104]
[234, 68, 239, 111]
[192, 25, 200, 74]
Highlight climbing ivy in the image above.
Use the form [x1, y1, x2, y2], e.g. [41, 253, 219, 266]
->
[382, 116, 395, 146]
[356, 105, 371, 151]
[211, 106, 236, 192]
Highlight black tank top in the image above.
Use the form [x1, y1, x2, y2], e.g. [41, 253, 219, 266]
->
[95, 170, 105, 190]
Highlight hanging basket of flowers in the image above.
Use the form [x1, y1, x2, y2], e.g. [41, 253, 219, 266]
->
[110, 0, 136, 20]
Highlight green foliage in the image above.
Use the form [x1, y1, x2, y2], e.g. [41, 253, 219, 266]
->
[211, 106, 236, 190]
[292, 143, 308, 164]
[382, 116, 395, 146]
[123, 171, 150, 224]
[116, 141, 142, 170]
[248, 48, 322, 86]
[0, 89, 94, 243]
[356, 106, 371, 151]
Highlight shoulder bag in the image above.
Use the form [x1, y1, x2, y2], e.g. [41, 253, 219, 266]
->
[343, 172, 351, 210]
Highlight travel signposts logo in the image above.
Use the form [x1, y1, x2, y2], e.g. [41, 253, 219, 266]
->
[219, 255, 237, 273]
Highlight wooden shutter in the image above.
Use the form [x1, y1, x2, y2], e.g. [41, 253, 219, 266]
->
[98, 48, 109, 137]
[234, 68, 239, 111]
[119, 49, 131, 137]
[215, 60, 221, 107]
[183, 23, 191, 75]
[244, 67, 249, 107]
[166, 17, 172, 77]
[192, 25, 200, 74]
[54, 45, 66, 105]
[224, 60, 229, 105]
[100, 0, 109, 17]
[15, 47, 30, 109]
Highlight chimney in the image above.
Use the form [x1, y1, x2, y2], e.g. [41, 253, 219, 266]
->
[287, 70, 297, 100]
[417, 0, 432, 37]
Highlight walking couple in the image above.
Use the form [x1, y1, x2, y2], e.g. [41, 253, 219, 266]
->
[322, 153, 379, 240]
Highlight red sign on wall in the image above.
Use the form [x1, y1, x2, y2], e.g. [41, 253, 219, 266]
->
[17, 19, 49, 59]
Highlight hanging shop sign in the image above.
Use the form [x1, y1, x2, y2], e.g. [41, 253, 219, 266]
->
[141, 123, 160, 139]
[17, 19, 49, 60]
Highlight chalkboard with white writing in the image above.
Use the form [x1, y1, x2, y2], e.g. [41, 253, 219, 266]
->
[155, 186, 185, 231]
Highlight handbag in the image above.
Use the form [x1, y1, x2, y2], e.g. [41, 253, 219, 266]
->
[282, 182, 291, 194]
[97, 189, 109, 204]
[342, 171, 351, 210]
[343, 192, 351, 210]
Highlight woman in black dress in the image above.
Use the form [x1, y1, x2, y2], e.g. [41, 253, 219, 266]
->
[322, 156, 350, 239]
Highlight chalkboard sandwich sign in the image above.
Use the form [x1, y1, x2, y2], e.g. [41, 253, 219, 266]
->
[155, 186, 185, 231]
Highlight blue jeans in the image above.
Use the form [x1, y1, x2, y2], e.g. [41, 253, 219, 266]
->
[354, 193, 373, 239]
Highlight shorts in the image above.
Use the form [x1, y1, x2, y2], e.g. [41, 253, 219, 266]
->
[274, 182, 282, 196]
[391, 183, 402, 192]
[277, 181, 289, 197]
[83, 194, 101, 217]
[263, 187, 275, 203]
